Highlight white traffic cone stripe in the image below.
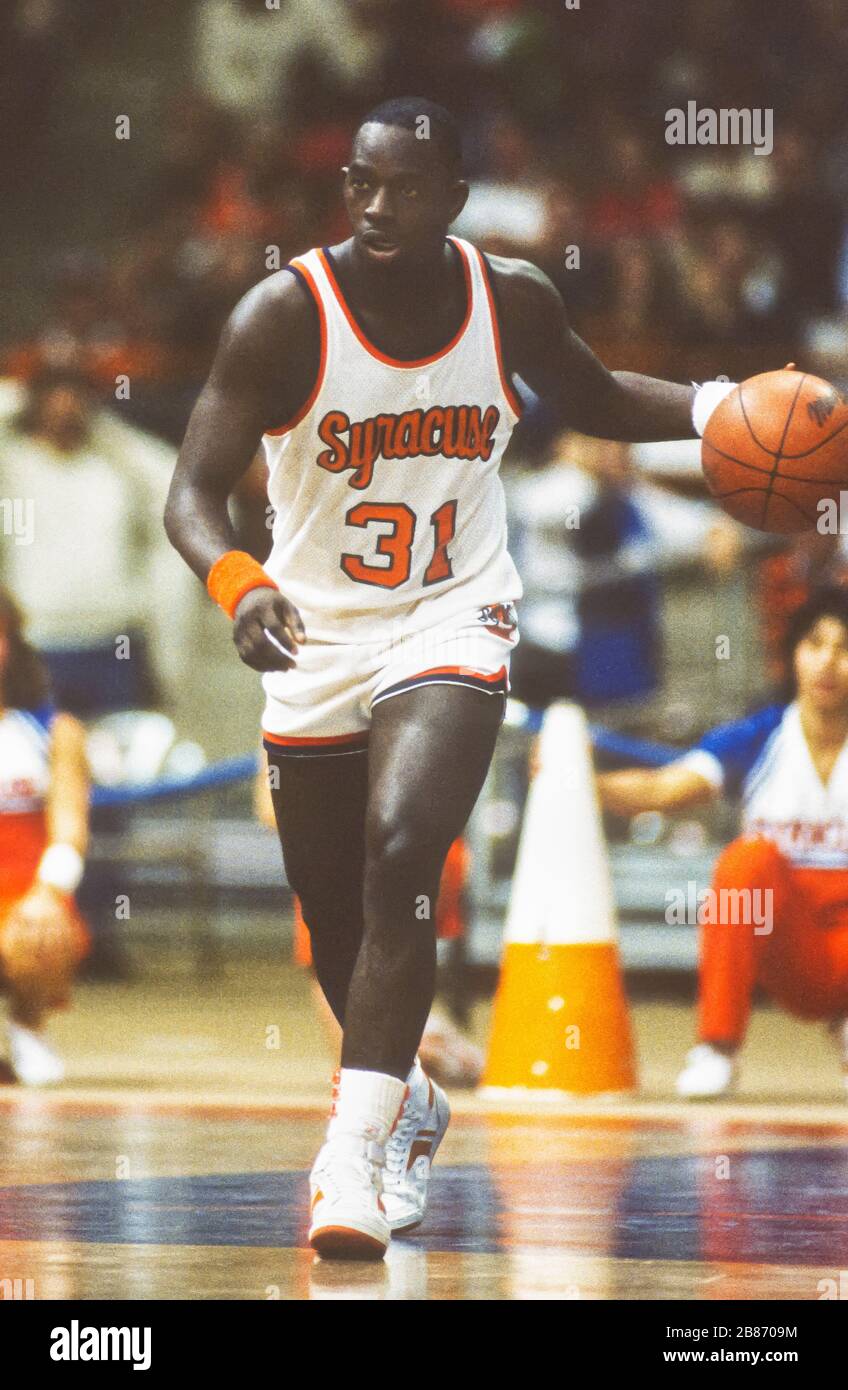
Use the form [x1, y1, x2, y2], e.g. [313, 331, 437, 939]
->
[504, 702, 617, 946]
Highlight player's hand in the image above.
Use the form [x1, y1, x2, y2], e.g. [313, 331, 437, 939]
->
[233, 587, 305, 673]
[1, 885, 76, 972]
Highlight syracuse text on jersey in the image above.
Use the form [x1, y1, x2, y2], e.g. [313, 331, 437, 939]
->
[315, 404, 502, 490]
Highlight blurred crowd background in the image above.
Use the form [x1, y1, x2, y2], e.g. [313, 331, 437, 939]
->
[3, 0, 848, 759]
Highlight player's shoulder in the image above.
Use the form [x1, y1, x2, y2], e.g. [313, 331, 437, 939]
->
[214, 259, 321, 380]
[702, 701, 786, 750]
[474, 250, 567, 357]
[228, 262, 318, 339]
[684, 701, 786, 798]
[697, 702, 786, 773]
[481, 251, 564, 315]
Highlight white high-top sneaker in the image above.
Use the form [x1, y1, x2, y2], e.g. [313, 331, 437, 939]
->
[675, 1043, 737, 1099]
[7, 1021, 65, 1086]
[309, 1067, 406, 1261]
[309, 1132, 391, 1261]
[382, 1061, 450, 1233]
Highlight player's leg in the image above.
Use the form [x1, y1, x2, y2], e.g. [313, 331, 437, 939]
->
[678, 835, 786, 1097]
[268, 749, 369, 1026]
[0, 897, 90, 1086]
[343, 681, 503, 1078]
[309, 681, 504, 1256]
[679, 833, 833, 1098]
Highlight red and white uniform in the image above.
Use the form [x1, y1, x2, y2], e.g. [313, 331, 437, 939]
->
[0, 706, 53, 905]
[679, 701, 848, 1040]
[0, 705, 90, 998]
[260, 237, 523, 754]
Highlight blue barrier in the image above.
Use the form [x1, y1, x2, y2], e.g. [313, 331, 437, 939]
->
[588, 726, 679, 767]
[89, 704, 681, 808]
[91, 755, 259, 808]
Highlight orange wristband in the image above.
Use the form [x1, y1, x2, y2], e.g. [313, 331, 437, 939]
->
[206, 550, 277, 619]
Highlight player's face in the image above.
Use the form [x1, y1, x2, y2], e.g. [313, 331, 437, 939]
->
[794, 616, 848, 712]
[343, 124, 468, 269]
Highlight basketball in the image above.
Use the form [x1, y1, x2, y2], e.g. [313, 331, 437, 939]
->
[702, 370, 848, 533]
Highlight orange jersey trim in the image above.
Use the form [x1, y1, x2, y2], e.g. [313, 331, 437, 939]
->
[406, 663, 508, 683]
[315, 239, 474, 369]
[264, 259, 328, 437]
[262, 728, 369, 747]
[473, 247, 524, 419]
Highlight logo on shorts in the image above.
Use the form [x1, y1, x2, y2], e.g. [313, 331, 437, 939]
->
[477, 602, 518, 639]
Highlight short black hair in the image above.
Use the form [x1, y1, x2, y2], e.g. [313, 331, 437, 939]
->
[783, 584, 848, 687]
[354, 98, 462, 176]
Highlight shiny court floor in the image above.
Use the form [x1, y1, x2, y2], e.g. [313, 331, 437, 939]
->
[0, 966, 847, 1300]
[0, 1095, 846, 1300]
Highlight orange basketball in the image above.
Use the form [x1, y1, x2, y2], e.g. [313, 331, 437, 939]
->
[702, 370, 848, 533]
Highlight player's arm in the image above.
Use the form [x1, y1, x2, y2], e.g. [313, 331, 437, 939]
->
[164, 273, 317, 672]
[492, 257, 700, 443]
[254, 743, 276, 831]
[596, 761, 719, 815]
[45, 714, 90, 859]
[7, 714, 90, 937]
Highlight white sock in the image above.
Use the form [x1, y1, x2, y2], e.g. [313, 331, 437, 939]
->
[405, 1055, 426, 1090]
[327, 1068, 406, 1144]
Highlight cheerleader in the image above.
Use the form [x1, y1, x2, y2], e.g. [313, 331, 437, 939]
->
[597, 587, 848, 1098]
[0, 588, 90, 1084]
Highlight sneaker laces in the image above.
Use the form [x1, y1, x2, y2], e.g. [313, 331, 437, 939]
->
[385, 1089, 425, 1178]
[315, 1135, 387, 1199]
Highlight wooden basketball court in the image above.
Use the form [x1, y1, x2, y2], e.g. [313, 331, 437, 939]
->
[1, 962, 846, 1301]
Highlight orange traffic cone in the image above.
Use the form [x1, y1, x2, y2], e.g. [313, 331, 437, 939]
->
[482, 701, 637, 1099]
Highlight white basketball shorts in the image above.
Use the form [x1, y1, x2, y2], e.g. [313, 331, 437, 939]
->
[261, 600, 519, 758]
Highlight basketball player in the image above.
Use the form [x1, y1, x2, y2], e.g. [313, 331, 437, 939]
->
[597, 586, 848, 1099]
[0, 588, 90, 1084]
[165, 98, 734, 1258]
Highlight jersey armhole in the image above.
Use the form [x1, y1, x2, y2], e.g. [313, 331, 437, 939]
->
[478, 250, 524, 420]
[263, 262, 328, 437]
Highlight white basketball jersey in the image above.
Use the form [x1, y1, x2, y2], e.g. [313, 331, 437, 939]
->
[0, 708, 52, 815]
[685, 700, 848, 869]
[743, 703, 848, 868]
[261, 237, 523, 644]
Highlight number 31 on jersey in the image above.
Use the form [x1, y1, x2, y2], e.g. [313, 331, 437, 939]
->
[341, 499, 458, 589]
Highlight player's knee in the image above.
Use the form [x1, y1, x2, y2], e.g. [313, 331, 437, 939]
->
[364, 814, 443, 884]
[714, 833, 784, 885]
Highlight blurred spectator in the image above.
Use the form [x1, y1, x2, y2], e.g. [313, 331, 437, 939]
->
[757, 534, 848, 692]
[506, 431, 744, 711]
[454, 114, 553, 253]
[191, 0, 385, 120]
[763, 127, 844, 318]
[671, 214, 793, 346]
[3, 0, 848, 456]
[587, 130, 682, 246]
[0, 370, 197, 716]
[0, 0, 76, 183]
